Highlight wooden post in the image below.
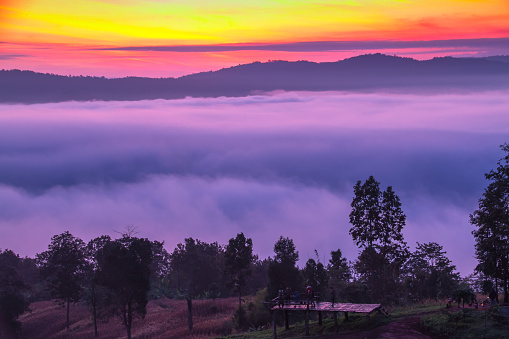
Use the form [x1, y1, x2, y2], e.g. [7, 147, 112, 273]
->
[333, 312, 338, 330]
[272, 310, 277, 339]
[305, 306, 310, 336]
[344, 311, 349, 322]
[318, 311, 322, 326]
[284, 310, 289, 330]
[366, 314, 370, 323]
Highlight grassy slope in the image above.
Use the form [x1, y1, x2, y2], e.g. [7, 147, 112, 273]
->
[18, 297, 509, 338]
[19, 298, 238, 338]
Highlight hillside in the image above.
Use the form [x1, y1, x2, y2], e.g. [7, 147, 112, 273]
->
[1, 54, 509, 104]
[17, 298, 238, 339]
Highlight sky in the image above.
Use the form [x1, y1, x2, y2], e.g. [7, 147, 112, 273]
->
[1, 91, 508, 275]
[1, 0, 509, 77]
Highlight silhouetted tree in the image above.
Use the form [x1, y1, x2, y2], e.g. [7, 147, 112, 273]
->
[349, 176, 408, 303]
[148, 240, 171, 299]
[168, 238, 224, 330]
[0, 249, 29, 336]
[471, 144, 509, 303]
[84, 235, 111, 337]
[36, 231, 87, 330]
[224, 233, 254, 316]
[95, 235, 153, 339]
[404, 242, 459, 301]
[327, 249, 351, 301]
[267, 236, 302, 298]
[302, 250, 328, 297]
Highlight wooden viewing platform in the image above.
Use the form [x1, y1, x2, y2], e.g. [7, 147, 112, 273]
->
[271, 301, 382, 313]
[267, 300, 389, 338]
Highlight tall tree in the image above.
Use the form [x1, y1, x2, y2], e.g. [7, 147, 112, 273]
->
[348, 176, 408, 303]
[224, 233, 254, 311]
[267, 236, 302, 298]
[36, 231, 87, 330]
[95, 235, 153, 339]
[0, 249, 30, 335]
[471, 143, 509, 302]
[349, 176, 382, 249]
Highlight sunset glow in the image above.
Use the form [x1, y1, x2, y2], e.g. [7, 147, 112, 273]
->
[1, 0, 509, 76]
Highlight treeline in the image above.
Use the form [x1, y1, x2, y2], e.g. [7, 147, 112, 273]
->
[3, 143, 509, 337]
[0, 198, 465, 338]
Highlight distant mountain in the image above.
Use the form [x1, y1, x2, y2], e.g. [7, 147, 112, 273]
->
[1, 54, 509, 103]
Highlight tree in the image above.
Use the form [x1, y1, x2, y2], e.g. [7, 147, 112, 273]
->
[224, 233, 254, 312]
[470, 143, 509, 303]
[302, 250, 328, 297]
[168, 238, 224, 331]
[168, 238, 224, 298]
[95, 235, 153, 339]
[244, 258, 270, 296]
[0, 249, 29, 335]
[267, 236, 302, 298]
[349, 176, 407, 252]
[148, 240, 171, 299]
[404, 242, 459, 301]
[327, 249, 351, 301]
[348, 176, 409, 303]
[36, 231, 87, 330]
[84, 235, 111, 337]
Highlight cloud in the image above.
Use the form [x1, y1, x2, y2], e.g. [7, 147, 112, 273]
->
[96, 37, 509, 54]
[0, 54, 27, 60]
[0, 91, 508, 274]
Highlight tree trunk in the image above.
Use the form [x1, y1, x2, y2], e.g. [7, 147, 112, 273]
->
[496, 277, 499, 303]
[186, 297, 193, 331]
[92, 284, 98, 337]
[126, 301, 132, 339]
[238, 286, 242, 309]
[504, 274, 508, 303]
[66, 299, 70, 330]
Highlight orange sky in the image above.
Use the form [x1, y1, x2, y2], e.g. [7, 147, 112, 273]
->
[1, 0, 509, 77]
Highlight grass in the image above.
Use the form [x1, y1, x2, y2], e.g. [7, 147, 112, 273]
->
[221, 299, 457, 339]
[19, 297, 508, 339]
[18, 297, 239, 339]
[420, 306, 509, 339]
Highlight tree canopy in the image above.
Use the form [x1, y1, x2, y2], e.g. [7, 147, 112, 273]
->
[94, 235, 154, 339]
[36, 231, 87, 330]
[471, 143, 509, 302]
[267, 236, 302, 298]
[349, 176, 409, 303]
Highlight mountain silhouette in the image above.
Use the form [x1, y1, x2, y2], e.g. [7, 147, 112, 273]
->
[1, 54, 508, 103]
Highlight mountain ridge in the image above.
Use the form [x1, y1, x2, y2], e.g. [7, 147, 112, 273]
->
[2, 54, 509, 104]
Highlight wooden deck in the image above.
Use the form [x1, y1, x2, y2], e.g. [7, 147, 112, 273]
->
[271, 301, 382, 314]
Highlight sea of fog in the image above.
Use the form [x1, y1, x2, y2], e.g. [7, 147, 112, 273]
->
[1, 90, 508, 276]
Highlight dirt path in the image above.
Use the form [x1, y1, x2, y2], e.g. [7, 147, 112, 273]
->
[319, 314, 434, 339]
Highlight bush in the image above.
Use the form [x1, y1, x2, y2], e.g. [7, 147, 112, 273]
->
[245, 288, 272, 330]
[233, 305, 247, 330]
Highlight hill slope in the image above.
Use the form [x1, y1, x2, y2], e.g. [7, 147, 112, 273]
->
[17, 298, 237, 339]
[2, 54, 509, 103]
